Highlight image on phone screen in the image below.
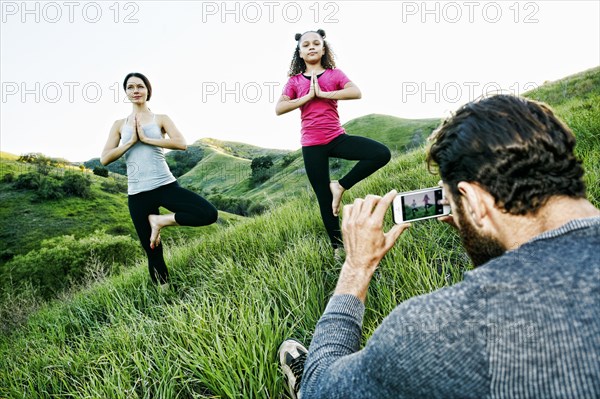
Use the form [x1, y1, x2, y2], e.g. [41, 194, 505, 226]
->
[400, 189, 445, 222]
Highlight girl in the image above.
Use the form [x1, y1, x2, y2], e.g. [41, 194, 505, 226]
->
[276, 30, 391, 254]
[101, 72, 218, 287]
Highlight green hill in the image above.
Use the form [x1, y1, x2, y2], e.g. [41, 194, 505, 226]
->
[197, 137, 291, 160]
[178, 114, 441, 209]
[0, 158, 244, 263]
[344, 114, 441, 153]
[0, 152, 19, 161]
[0, 67, 598, 398]
[526, 66, 600, 107]
[178, 145, 252, 194]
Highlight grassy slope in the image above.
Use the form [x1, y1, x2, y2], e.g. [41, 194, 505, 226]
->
[0, 67, 598, 398]
[525, 66, 600, 204]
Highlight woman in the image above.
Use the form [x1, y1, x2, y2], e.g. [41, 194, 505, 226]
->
[101, 72, 218, 287]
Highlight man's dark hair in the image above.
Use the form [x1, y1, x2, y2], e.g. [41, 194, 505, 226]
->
[123, 72, 152, 101]
[427, 94, 586, 215]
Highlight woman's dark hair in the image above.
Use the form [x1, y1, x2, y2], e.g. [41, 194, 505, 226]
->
[123, 72, 152, 101]
[288, 29, 336, 76]
[426, 94, 586, 215]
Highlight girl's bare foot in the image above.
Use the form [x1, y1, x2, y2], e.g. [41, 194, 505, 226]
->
[148, 214, 161, 249]
[330, 181, 346, 217]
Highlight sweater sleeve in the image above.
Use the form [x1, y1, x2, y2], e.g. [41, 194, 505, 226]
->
[301, 294, 364, 398]
[300, 285, 489, 399]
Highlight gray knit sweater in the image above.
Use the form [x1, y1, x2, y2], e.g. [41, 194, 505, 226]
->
[301, 217, 600, 398]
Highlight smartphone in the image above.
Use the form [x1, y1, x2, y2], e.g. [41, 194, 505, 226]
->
[392, 186, 451, 223]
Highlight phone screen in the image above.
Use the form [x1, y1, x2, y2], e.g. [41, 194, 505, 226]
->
[400, 188, 445, 222]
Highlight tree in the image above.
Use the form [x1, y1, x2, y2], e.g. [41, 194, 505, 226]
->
[251, 155, 274, 183]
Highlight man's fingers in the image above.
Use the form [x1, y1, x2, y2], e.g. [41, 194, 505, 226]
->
[350, 197, 365, 217]
[384, 223, 410, 248]
[342, 203, 353, 220]
[371, 190, 397, 222]
[344, 191, 396, 226]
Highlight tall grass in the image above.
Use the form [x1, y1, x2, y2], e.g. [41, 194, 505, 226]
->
[0, 158, 470, 398]
[1, 69, 599, 398]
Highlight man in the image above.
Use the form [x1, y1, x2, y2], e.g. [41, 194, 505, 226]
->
[278, 95, 600, 398]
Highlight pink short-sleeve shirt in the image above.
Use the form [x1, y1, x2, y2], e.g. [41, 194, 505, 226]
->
[282, 68, 352, 146]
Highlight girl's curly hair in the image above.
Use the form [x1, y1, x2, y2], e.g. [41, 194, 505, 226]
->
[426, 94, 586, 215]
[287, 29, 336, 76]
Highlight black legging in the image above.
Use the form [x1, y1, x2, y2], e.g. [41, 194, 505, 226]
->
[302, 134, 391, 248]
[128, 181, 218, 283]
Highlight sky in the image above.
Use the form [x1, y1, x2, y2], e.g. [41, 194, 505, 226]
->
[1, 0, 599, 162]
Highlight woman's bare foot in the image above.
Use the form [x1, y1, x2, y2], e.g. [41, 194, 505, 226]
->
[148, 214, 161, 249]
[330, 181, 346, 217]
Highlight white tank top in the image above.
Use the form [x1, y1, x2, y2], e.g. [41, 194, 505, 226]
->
[120, 114, 176, 195]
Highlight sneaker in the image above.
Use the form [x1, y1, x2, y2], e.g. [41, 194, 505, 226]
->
[278, 339, 308, 399]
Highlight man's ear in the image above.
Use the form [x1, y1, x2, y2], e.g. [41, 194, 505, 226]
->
[456, 182, 495, 228]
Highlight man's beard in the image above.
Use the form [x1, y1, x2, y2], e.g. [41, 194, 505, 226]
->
[455, 203, 506, 267]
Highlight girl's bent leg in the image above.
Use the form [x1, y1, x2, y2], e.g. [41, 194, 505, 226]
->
[331, 135, 391, 190]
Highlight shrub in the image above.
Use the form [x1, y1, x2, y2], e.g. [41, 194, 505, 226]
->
[2, 172, 15, 183]
[14, 171, 42, 190]
[34, 176, 64, 201]
[2, 231, 142, 300]
[247, 201, 269, 216]
[281, 153, 297, 167]
[100, 178, 127, 194]
[62, 172, 92, 198]
[84, 158, 127, 176]
[93, 166, 109, 177]
[208, 194, 252, 216]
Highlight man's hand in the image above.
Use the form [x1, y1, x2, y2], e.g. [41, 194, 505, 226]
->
[335, 190, 410, 302]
